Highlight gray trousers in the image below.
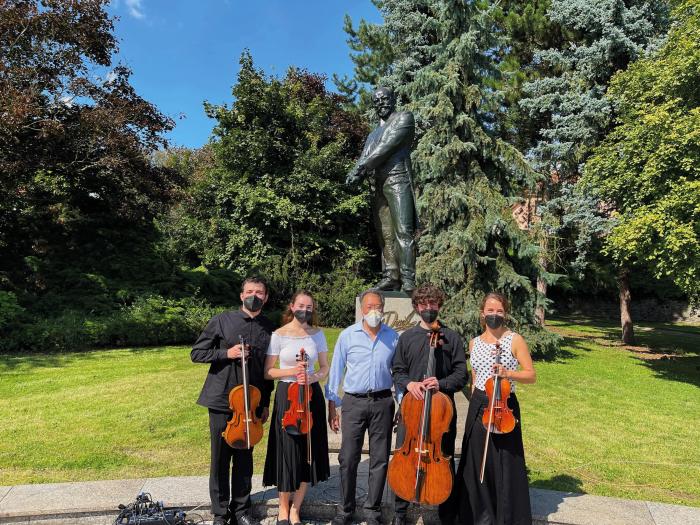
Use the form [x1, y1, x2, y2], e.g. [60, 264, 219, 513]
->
[338, 393, 395, 520]
[373, 172, 416, 282]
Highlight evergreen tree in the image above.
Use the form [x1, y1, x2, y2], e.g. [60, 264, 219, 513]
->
[517, 0, 668, 339]
[520, 0, 669, 175]
[343, 0, 559, 356]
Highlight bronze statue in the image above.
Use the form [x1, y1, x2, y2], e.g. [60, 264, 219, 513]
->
[346, 87, 417, 293]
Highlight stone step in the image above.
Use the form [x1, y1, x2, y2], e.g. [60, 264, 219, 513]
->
[1, 472, 698, 525]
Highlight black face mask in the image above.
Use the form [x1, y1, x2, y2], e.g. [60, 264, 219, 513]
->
[485, 314, 505, 329]
[243, 295, 263, 313]
[419, 308, 438, 324]
[293, 309, 313, 324]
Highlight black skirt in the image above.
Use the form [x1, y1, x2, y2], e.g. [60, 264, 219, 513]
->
[263, 381, 330, 492]
[455, 388, 532, 525]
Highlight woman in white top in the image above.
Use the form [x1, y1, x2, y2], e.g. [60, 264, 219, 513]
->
[263, 290, 330, 525]
[455, 292, 536, 525]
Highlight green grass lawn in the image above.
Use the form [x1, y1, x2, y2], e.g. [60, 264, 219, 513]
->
[1, 320, 698, 507]
[519, 318, 700, 507]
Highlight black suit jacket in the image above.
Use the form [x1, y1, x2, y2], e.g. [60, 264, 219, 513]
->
[357, 110, 415, 178]
[191, 310, 275, 412]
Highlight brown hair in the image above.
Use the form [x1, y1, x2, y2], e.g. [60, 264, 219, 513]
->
[479, 292, 510, 329]
[282, 290, 318, 326]
[241, 276, 268, 295]
[411, 283, 446, 309]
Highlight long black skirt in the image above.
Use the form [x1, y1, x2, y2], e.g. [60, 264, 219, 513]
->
[455, 388, 532, 525]
[263, 381, 330, 492]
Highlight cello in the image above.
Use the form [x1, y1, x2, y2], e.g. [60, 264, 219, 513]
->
[387, 325, 453, 505]
[222, 336, 264, 449]
[479, 340, 517, 482]
[282, 347, 313, 466]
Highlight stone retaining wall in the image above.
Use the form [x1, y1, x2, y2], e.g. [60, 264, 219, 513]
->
[554, 298, 699, 323]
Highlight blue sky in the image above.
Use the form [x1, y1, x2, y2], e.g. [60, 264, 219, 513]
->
[107, 0, 382, 148]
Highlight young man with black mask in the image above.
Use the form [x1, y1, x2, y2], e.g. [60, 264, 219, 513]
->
[191, 277, 275, 525]
[390, 283, 468, 525]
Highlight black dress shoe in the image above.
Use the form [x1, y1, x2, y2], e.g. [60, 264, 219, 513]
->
[237, 514, 258, 525]
[390, 516, 405, 525]
[331, 515, 352, 525]
[375, 276, 401, 291]
[277, 520, 290, 525]
[400, 279, 416, 294]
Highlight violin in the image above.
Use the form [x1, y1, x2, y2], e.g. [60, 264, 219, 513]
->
[282, 347, 313, 466]
[479, 340, 518, 482]
[387, 324, 454, 506]
[222, 336, 264, 449]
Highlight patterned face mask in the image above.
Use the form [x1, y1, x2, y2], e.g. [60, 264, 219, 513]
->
[363, 310, 383, 328]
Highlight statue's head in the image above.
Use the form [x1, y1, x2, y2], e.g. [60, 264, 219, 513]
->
[373, 87, 396, 120]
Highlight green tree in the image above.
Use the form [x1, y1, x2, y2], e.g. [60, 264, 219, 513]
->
[0, 0, 180, 313]
[164, 53, 372, 316]
[583, 0, 700, 314]
[341, 0, 560, 356]
[517, 0, 669, 340]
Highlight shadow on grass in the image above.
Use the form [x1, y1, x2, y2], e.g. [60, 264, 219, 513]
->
[530, 473, 585, 494]
[636, 354, 700, 389]
[0, 345, 178, 372]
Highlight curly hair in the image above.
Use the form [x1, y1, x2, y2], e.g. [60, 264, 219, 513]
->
[411, 283, 446, 309]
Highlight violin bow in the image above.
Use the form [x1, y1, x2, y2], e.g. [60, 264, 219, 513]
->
[301, 348, 312, 467]
[480, 341, 502, 483]
[239, 335, 251, 449]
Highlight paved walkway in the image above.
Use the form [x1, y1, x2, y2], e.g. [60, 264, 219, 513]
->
[1, 459, 698, 525]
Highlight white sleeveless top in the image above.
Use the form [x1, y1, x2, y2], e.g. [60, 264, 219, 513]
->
[266, 331, 328, 383]
[470, 332, 519, 391]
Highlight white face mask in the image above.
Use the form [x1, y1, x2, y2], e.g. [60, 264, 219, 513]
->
[363, 309, 383, 328]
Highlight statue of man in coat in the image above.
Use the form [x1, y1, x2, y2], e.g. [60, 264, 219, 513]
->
[346, 87, 418, 293]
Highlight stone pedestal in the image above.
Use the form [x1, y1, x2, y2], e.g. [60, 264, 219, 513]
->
[354, 291, 418, 333]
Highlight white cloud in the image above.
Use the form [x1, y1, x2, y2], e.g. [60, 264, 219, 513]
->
[104, 70, 118, 85]
[59, 95, 75, 107]
[125, 0, 145, 19]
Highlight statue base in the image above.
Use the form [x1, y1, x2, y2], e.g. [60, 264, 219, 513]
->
[354, 291, 418, 333]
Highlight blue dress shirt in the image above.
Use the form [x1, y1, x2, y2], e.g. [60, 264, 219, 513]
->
[325, 321, 399, 406]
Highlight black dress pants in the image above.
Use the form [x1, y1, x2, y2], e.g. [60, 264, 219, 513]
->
[393, 397, 457, 524]
[338, 392, 395, 520]
[208, 409, 253, 520]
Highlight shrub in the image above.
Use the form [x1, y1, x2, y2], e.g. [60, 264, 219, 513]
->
[0, 295, 227, 353]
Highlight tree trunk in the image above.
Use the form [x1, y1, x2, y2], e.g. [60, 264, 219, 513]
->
[618, 269, 635, 344]
[535, 188, 550, 326]
[536, 268, 547, 326]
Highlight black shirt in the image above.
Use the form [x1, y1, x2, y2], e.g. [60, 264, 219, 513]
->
[392, 323, 468, 397]
[191, 309, 275, 411]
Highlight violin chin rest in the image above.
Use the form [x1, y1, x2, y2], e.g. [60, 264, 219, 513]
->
[283, 425, 302, 436]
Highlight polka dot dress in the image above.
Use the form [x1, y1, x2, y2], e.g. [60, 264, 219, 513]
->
[470, 332, 519, 391]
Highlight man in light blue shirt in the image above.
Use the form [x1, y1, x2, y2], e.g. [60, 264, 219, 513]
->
[326, 289, 398, 525]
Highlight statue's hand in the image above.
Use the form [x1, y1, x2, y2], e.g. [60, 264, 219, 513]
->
[346, 165, 364, 185]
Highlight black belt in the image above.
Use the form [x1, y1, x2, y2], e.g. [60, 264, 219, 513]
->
[346, 389, 392, 399]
